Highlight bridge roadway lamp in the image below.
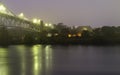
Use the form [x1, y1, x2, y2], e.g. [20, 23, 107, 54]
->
[37, 19, 41, 24]
[33, 18, 37, 23]
[18, 13, 24, 18]
[49, 23, 52, 26]
[45, 23, 49, 26]
[49, 23, 54, 29]
[0, 4, 6, 13]
[32, 18, 41, 24]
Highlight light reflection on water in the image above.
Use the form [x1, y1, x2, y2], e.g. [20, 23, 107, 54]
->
[0, 48, 9, 75]
[0, 45, 53, 75]
[32, 45, 42, 75]
[0, 45, 120, 75]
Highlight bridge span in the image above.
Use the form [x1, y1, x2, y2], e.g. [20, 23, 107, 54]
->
[0, 2, 53, 44]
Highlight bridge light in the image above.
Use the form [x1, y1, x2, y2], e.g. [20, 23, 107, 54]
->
[18, 13, 29, 20]
[37, 19, 41, 24]
[19, 13, 24, 17]
[18, 13, 24, 18]
[0, 5, 6, 12]
[49, 23, 52, 26]
[45, 23, 49, 26]
[49, 23, 54, 29]
[33, 18, 38, 24]
[32, 18, 41, 24]
[38, 19, 41, 23]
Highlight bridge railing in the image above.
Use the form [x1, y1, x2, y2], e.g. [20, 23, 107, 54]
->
[0, 12, 41, 32]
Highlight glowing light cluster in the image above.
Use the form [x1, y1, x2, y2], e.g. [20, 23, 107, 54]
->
[0, 4, 6, 13]
[45, 23, 52, 27]
[18, 13, 24, 18]
[45, 23, 54, 29]
[18, 13, 29, 20]
[68, 33, 82, 38]
[0, 3, 53, 28]
[32, 18, 41, 24]
[45, 23, 49, 26]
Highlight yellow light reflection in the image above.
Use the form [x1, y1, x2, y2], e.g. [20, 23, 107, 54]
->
[16, 45, 26, 75]
[45, 45, 52, 73]
[32, 45, 42, 75]
[0, 48, 9, 75]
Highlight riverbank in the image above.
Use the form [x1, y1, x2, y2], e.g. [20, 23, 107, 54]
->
[0, 25, 120, 46]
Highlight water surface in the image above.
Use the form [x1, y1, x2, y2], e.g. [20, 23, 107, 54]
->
[0, 45, 120, 75]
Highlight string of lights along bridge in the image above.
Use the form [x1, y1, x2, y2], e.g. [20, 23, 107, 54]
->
[0, 2, 54, 32]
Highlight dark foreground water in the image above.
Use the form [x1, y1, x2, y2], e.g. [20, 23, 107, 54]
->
[0, 45, 120, 75]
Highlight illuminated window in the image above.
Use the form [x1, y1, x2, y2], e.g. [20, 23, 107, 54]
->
[77, 33, 82, 37]
[68, 34, 72, 38]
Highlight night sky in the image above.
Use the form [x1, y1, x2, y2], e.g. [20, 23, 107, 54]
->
[1, 0, 120, 27]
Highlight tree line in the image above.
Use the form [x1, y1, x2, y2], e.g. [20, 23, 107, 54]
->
[0, 23, 120, 45]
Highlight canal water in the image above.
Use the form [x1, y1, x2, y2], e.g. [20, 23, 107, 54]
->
[0, 45, 120, 75]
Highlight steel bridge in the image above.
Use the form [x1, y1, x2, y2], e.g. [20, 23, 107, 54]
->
[0, 3, 41, 32]
[0, 2, 47, 43]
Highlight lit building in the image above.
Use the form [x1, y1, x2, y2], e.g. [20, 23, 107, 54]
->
[76, 26, 93, 32]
